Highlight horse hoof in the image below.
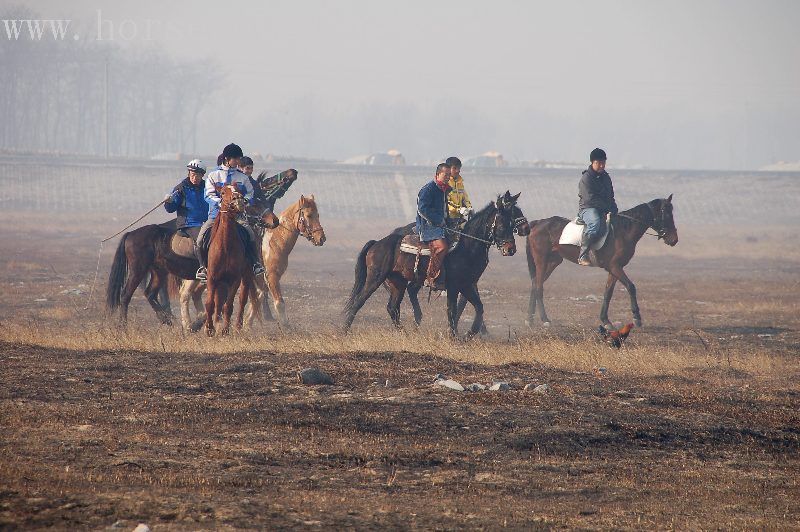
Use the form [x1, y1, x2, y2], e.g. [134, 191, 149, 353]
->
[542, 321, 551, 328]
[206, 328, 215, 337]
[635, 318, 643, 328]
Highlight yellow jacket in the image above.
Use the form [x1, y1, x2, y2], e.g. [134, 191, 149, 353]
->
[447, 174, 472, 218]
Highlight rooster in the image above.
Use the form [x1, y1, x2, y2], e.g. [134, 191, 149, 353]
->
[597, 323, 634, 348]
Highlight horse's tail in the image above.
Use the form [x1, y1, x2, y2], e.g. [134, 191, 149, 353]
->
[167, 273, 182, 298]
[106, 233, 129, 312]
[345, 239, 376, 313]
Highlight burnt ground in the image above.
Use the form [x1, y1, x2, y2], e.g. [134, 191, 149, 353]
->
[0, 213, 799, 529]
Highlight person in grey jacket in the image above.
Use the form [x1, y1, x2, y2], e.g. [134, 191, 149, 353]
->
[577, 147, 618, 265]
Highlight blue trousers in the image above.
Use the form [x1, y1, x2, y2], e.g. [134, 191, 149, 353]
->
[578, 208, 607, 242]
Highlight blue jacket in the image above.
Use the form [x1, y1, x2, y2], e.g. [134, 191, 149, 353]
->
[164, 177, 208, 228]
[416, 179, 449, 242]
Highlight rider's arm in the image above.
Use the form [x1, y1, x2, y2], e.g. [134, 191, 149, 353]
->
[608, 178, 618, 214]
[462, 183, 472, 210]
[204, 174, 221, 206]
[241, 174, 255, 204]
[164, 185, 182, 213]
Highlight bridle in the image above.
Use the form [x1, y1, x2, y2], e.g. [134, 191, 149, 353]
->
[281, 204, 324, 242]
[616, 201, 669, 240]
[447, 205, 515, 252]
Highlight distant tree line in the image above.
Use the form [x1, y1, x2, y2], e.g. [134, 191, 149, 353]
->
[0, 7, 217, 157]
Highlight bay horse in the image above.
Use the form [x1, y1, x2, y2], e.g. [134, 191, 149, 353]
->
[204, 185, 253, 336]
[174, 195, 328, 331]
[344, 191, 523, 338]
[106, 184, 279, 325]
[525, 195, 678, 328]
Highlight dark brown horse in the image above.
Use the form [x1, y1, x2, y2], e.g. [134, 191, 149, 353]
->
[344, 191, 523, 337]
[204, 185, 253, 336]
[525, 195, 678, 328]
[106, 187, 278, 325]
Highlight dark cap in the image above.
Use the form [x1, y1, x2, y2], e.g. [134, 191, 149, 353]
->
[590, 148, 607, 162]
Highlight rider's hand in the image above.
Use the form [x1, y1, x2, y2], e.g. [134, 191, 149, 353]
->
[458, 206, 471, 217]
[163, 194, 173, 203]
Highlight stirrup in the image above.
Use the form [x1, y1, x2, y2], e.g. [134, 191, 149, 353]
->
[196, 267, 207, 281]
[253, 263, 266, 275]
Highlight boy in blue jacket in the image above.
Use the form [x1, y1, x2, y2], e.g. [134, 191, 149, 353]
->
[416, 162, 452, 291]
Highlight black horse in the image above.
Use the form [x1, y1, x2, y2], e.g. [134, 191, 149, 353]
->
[344, 191, 524, 337]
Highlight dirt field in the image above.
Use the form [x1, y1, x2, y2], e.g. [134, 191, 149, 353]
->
[1, 208, 799, 530]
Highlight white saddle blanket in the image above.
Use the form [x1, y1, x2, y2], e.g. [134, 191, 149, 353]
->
[558, 219, 610, 249]
[399, 239, 459, 256]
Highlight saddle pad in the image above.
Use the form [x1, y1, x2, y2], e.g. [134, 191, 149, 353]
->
[170, 233, 195, 259]
[558, 219, 610, 249]
[399, 234, 458, 256]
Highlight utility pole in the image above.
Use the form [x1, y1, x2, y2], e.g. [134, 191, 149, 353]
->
[104, 55, 109, 158]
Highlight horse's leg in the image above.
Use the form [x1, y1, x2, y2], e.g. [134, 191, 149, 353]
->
[461, 284, 485, 338]
[119, 259, 148, 324]
[526, 246, 538, 327]
[221, 282, 235, 336]
[536, 254, 562, 326]
[236, 278, 251, 331]
[446, 287, 460, 337]
[204, 283, 216, 337]
[144, 270, 172, 325]
[343, 269, 387, 332]
[179, 279, 194, 331]
[384, 274, 408, 328]
[608, 265, 641, 327]
[456, 284, 487, 335]
[407, 283, 423, 325]
[190, 282, 207, 332]
[266, 272, 289, 329]
[599, 272, 618, 328]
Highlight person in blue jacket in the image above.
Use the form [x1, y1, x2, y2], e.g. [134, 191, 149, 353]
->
[164, 159, 208, 266]
[416, 162, 452, 291]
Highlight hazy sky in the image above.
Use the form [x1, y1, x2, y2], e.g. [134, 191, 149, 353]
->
[12, 0, 800, 168]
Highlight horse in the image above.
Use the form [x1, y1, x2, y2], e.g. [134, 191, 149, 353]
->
[524, 195, 678, 328]
[246, 195, 326, 328]
[204, 185, 254, 336]
[106, 184, 279, 325]
[380, 204, 531, 333]
[174, 194, 328, 331]
[344, 191, 523, 338]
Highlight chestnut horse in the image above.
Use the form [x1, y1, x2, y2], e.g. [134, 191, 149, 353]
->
[174, 195, 328, 331]
[344, 191, 523, 338]
[525, 195, 678, 328]
[106, 187, 278, 325]
[204, 185, 254, 336]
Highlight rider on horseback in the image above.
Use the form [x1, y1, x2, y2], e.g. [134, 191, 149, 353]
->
[445, 156, 472, 233]
[578, 147, 618, 266]
[164, 159, 208, 247]
[416, 162, 452, 291]
[196, 143, 265, 281]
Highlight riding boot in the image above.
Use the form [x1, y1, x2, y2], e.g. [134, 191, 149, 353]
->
[577, 231, 592, 266]
[244, 238, 266, 276]
[194, 243, 207, 282]
[425, 245, 447, 291]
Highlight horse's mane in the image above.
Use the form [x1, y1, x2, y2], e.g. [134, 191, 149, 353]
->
[278, 195, 317, 219]
[461, 202, 496, 236]
[616, 199, 660, 230]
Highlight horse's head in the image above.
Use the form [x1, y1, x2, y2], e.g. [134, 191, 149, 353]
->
[219, 184, 245, 214]
[650, 194, 678, 246]
[493, 191, 521, 256]
[497, 190, 530, 237]
[295, 194, 326, 246]
[247, 192, 281, 229]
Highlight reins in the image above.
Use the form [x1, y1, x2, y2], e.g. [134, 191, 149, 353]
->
[615, 209, 666, 239]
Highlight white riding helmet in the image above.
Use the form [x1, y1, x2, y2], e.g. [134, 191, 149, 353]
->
[186, 159, 206, 175]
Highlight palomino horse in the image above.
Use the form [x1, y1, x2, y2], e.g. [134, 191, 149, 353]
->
[247, 195, 326, 327]
[344, 191, 523, 338]
[204, 185, 255, 336]
[106, 185, 278, 324]
[525, 196, 678, 328]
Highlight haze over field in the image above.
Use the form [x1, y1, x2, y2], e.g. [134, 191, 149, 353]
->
[3, 0, 799, 169]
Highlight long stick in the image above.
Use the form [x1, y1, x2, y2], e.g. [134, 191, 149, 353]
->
[101, 199, 166, 243]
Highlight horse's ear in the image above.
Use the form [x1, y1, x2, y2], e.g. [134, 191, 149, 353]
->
[667, 193, 673, 203]
[299, 194, 305, 206]
[512, 192, 521, 203]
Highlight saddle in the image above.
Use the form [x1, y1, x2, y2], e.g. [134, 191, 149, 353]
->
[558, 218, 612, 249]
[399, 234, 458, 256]
[170, 231, 195, 259]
